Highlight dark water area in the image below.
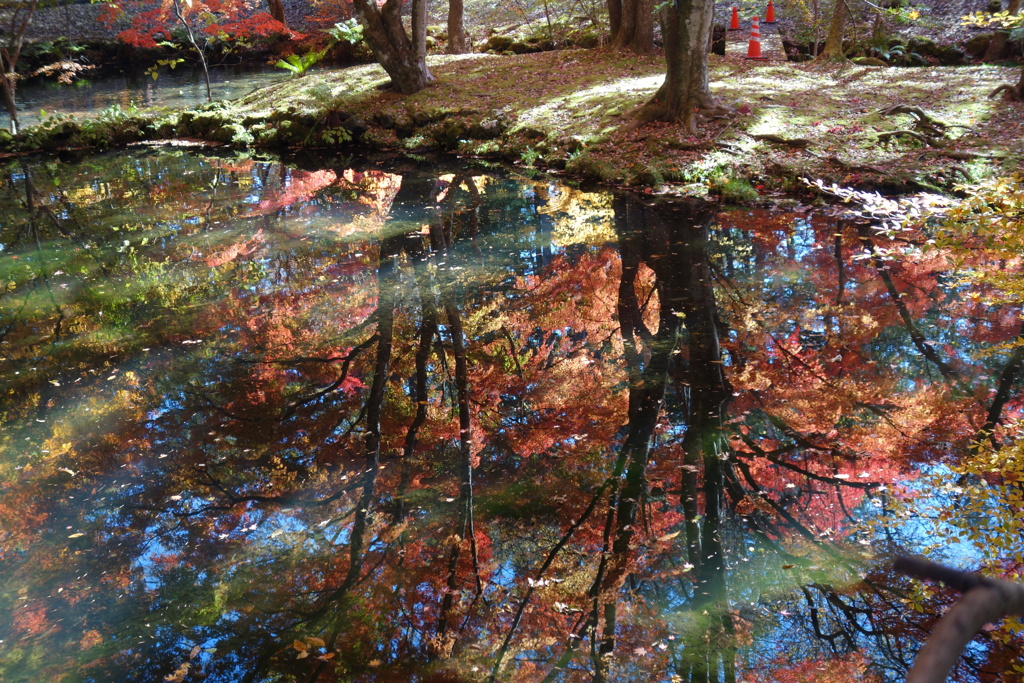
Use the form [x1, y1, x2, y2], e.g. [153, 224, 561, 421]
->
[1, 66, 283, 130]
[1, 150, 1022, 682]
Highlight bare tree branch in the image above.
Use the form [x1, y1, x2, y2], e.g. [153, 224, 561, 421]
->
[895, 556, 1024, 683]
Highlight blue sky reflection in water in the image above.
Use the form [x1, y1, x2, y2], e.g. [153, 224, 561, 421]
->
[0, 150, 1022, 682]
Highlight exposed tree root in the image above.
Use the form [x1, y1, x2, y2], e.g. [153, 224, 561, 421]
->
[873, 106, 1000, 165]
[924, 149, 1004, 161]
[635, 98, 732, 135]
[877, 104, 948, 139]
[750, 133, 813, 148]
[878, 129, 935, 146]
[649, 119, 735, 150]
[989, 64, 1024, 100]
[836, 68, 873, 85]
[989, 83, 1023, 101]
[816, 153, 886, 175]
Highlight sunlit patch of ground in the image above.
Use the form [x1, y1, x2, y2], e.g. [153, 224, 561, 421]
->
[107, 47, 1024, 195]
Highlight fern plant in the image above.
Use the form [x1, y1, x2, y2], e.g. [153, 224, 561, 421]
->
[274, 49, 327, 78]
[326, 19, 364, 45]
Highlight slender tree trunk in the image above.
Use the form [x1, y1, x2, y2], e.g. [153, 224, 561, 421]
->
[0, 54, 18, 134]
[812, 0, 821, 55]
[353, 0, 433, 94]
[305, 235, 402, 683]
[343, 234, 400, 592]
[411, 0, 428, 65]
[171, 0, 212, 102]
[432, 207, 479, 658]
[1, 0, 37, 134]
[637, 0, 717, 132]
[816, 0, 849, 61]
[447, 0, 467, 53]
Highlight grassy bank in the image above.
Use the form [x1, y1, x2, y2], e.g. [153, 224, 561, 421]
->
[3, 48, 1022, 200]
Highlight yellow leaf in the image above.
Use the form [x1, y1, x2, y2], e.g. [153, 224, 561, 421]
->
[292, 640, 307, 652]
[296, 650, 309, 659]
[657, 531, 680, 542]
[304, 636, 326, 649]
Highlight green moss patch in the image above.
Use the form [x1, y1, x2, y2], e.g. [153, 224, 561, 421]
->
[3, 50, 1022, 202]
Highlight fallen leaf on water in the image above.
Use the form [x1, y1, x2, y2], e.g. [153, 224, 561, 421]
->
[164, 663, 189, 682]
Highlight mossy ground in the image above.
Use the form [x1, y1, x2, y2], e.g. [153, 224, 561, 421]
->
[3, 48, 1022, 201]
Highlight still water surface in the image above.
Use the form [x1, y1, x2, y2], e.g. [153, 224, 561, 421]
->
[1, 66, 284, 130]
[0, 150, 1020, 681]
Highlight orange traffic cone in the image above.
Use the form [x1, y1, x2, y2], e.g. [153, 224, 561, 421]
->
[729, 6, 741, 30]
[746, 16, 767, 59]
[765, 0, 776, 23]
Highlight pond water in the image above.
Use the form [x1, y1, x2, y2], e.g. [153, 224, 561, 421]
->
[1, 66, 285, 130]
[1, 150, 1021, 682]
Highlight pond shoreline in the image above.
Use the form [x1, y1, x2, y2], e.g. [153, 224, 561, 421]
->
[2, 48, 1022, 203]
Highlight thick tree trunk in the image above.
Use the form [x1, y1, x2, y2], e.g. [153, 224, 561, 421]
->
[637, 0, 717, 132]
[816, 0, 849, 61]
[267, 0, 287, 28]
[598, 198, 733, 670]
[610, 0, 655, 53]
[607, 0, 623, 40]
[983, 0, 1021, 61]
[1010, 65, 1024, 99]
[353, 0, 433, 94]
[984, 32, 1009, 62]
[447, 0, 467, 53]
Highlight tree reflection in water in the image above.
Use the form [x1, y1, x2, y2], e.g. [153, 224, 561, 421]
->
[1, 152, 1023, 682]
